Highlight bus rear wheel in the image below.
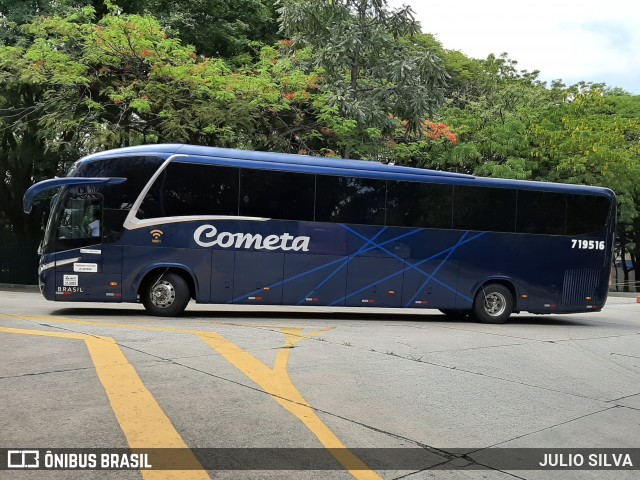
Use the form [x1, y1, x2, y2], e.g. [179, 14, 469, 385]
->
[142, 272, 190, 316]
[472, 284, 513, 324]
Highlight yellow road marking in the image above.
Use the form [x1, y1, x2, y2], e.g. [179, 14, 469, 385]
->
[199, 327, 382, 480]
[0, 326, 209, 480]
[1, 314, 383, 479]
[1, 314, 324, 344]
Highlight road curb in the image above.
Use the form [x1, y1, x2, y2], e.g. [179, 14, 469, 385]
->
[0, 283, 39, 293]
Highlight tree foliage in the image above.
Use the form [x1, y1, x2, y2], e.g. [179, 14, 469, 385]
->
[1, 0, 280, 57]
[1, 0, 639, 288]
[278, 0, 448, 157]
[0, 5, 318, 235]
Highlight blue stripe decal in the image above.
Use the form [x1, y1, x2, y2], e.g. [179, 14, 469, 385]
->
[227, 225, 419, 303]
[341, 226, 484, 282]
[229, 227, 422, 303]
[404, 232, 469, 306]
[328, 229, 486, 305]
[228, 255, 345, 303]
[295, 227, 388, 305]
[230, 226, 486, 306]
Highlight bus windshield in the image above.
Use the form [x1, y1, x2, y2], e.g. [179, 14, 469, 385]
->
[46, 192, 103, 252]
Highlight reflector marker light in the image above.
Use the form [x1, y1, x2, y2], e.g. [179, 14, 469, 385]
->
[361, 299, 376, 304]
[521, 295, 528, 299]
[305, 297, 319, 302]
[388, 290, 395, 295]
[414, 300, 428, 305]
[248, 296, 263, 301]
[109, 282, 118, 286]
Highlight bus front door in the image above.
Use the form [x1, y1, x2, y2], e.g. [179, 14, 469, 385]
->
[51, 193, 122, 302]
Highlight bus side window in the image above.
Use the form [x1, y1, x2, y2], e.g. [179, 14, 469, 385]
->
[453, 186, 516, 232]
[70, 155, 164, 242]
[516, 190, 566, 235]
[140, 162, 239, 218]
[386, 181, 453, 229]
[566, 195, 610, 235]
[239, 169, 314, 221]
[54, 194, 102, 250]
[315, 175, 386, 225]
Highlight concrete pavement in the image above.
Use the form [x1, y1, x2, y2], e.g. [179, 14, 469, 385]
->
[0, 291, 639, 479]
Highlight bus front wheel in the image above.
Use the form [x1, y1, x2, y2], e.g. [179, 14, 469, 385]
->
[142, 272, 190, 316]
[472, 284, 513, 324]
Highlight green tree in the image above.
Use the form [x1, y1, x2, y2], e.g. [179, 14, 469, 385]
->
[0, 6, 322, 233]
[408, 53, 549, 177]
[138, 0, 280, 58]
[1, 0, 280, 58]
[278, 0, 448, 158]
[531, 86, 640, 290]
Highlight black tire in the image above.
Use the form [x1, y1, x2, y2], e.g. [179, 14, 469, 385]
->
[142, 272, 191, 316]
[439, 309, 470, 320]
[472, 283, 513, 324]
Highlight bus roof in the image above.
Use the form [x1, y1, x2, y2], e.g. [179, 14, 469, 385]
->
[79, 144, 615, 199]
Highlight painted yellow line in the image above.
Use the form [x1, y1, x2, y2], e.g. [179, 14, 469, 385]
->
[0, 326, 209, 480]
[1, 314, 324, 344]
[2, 314, 383, 478]
[199, 327, 383, 480]
[2, 314, 194, 334]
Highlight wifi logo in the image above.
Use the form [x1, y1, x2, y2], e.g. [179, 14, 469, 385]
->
[150, 229, 164, 244]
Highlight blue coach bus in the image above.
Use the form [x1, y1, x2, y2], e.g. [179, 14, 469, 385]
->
[23, 144, 616, 323]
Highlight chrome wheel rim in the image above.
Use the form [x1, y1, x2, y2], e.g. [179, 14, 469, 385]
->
[484, 292, 507, 317]
[150, 280, 176, 308]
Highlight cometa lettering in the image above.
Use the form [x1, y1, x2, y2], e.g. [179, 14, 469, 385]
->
[194, 224, 310, 252]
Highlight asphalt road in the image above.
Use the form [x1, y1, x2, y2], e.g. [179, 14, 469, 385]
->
[1, 290, 639, 480]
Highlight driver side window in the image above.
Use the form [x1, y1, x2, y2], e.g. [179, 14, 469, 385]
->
[55, 193, 103, 251]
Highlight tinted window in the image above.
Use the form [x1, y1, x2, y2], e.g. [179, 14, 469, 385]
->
[140, 162, 239, 218]
[566, 194, 610, 235]
[516, 190, 566, 235]
[53, 193, 103, 252]
[66, 156, 164, 244]
[453, 186, 516, 232]
[386, 181, 453, 228]
[239, 169, 314, 221]
[70, 156, 163, 211]
[316, 175, 386, 225]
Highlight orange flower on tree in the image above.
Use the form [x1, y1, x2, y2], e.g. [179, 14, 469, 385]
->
[421, 120, 457, 144]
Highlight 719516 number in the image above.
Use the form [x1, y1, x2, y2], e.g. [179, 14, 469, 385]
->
[571, 239, 605, 250]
